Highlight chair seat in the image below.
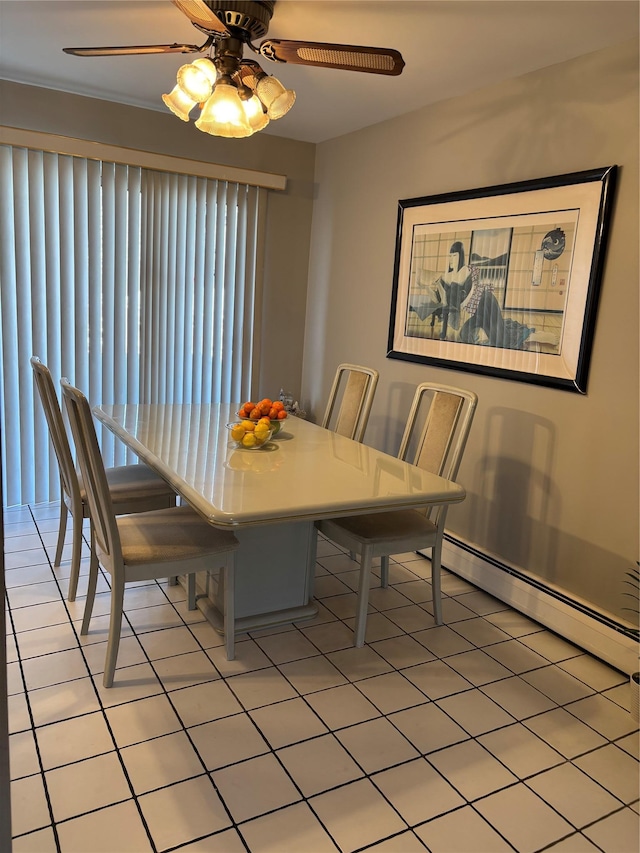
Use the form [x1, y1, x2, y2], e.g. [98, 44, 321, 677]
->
[66, 462, 176, 518]
[318, 509, 437, 554]
[103, 463, 174, 498]
[91, 462, 174, 504]
[116, 505, 238, 567]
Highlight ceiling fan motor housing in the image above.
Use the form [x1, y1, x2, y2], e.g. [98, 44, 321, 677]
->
[205, 1, 275, 40]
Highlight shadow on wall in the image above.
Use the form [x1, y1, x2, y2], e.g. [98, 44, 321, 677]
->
[458, 405, 636, 628]
[465, 406, 560, 577]
[370, 381, 426, 455]
[542, 532, 639, 628]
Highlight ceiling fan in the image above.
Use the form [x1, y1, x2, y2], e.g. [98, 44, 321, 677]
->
[63, 0, 405, 138]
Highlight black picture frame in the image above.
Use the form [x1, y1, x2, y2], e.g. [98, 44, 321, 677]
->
[387, 166, 618, 393]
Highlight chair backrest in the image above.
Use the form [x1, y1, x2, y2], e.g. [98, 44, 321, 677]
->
[60, 379, 122, 566]
[30, 356, 82, 506]
[398, 382, 477, 483]
[321, 363, 379, 443]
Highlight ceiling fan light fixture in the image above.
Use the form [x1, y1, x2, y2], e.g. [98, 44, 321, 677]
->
[162, 84, 199, 121]
[195, 78, 253, 138]
[255, 74, 296, 120]
[177, 57, 217, 100]
[64, 2, 406, 141]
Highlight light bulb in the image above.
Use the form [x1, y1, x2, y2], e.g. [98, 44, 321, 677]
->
[177, 58, 217, 101]
[195, 81, 253, 138]
[162, 84, 199, 121]
[242, 94, 270, 132]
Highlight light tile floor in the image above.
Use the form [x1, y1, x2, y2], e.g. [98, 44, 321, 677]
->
[5, 501, 639, 853]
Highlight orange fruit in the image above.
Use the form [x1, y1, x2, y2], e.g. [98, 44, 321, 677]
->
[277, 410, 287, 420]
[249, 407, 261, 419]
[268, 407, 278, 419]
[272, 400, 284, 412]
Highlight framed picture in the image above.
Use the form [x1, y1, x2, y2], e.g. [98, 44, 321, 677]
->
[387, 166, 617, 392]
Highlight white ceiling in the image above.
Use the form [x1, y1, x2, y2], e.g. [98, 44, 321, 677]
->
[0, 1, 637, 143]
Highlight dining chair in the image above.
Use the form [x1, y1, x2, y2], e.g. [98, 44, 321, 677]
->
[31, 356, 178, 602]
[61, 379, 240, 686]
[321, 363, 379, 443]
[316, 381, 477, 647]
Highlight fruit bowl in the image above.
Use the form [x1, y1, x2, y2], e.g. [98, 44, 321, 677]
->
[226, 421, 273, 450]
[236, 397, 288, 437]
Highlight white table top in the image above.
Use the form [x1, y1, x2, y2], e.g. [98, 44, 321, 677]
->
[94, 403, 466, 528]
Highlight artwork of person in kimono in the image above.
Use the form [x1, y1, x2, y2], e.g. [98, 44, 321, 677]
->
[432, 240, 534, 350]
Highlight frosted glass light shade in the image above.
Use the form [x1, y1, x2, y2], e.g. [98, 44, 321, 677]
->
[255, 76, 296, 120]
[162, 84, 199, 121]
[177, 58, 217, 100]
[242, 94, 270, 132]
[195, 82, 253, 138]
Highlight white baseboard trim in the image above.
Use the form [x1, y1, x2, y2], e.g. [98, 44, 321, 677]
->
[440, 536, 639, 676]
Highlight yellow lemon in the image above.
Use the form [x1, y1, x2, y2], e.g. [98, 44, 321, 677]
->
[231, 424, 245, 442]
[242, 432, 257, 448]
[241, 419, 256, 432]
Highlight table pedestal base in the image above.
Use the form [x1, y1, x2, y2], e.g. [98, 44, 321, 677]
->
[192, 520, 319, 635]
[196, 594, 318, 637]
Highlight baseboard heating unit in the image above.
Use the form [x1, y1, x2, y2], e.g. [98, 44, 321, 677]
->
[431, 535, 638, 676]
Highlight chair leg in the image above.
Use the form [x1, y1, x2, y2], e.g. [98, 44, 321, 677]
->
[223, 555, 235, 661]
[103, 577, 125, 688]
[431, 538, 443, 626]
[67, 507, 84, 602]
[54, 496, 68, 569]
[81, 530, 99, 636]
[380, 555, 390, 588]
[187, 573, 197, 610]
[353, 545, 373, 648]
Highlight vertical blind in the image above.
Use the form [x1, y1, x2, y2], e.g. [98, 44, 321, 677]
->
[0, 144, 263, 507]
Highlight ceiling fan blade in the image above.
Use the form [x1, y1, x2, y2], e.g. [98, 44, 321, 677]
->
[237, 62, 259, 88]
[63, 42, 210, 57]
[171, 0, 230, 35]
[258, 39, 405, 76]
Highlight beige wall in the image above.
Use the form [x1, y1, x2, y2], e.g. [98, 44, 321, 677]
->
[302, 39, 639, 628]
[0, 80, 316, 399]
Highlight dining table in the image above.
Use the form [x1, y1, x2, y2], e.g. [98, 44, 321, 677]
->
[93, 402, 466, 637]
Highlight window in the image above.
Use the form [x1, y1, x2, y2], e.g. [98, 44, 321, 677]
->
[0, 143, 264, 506]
